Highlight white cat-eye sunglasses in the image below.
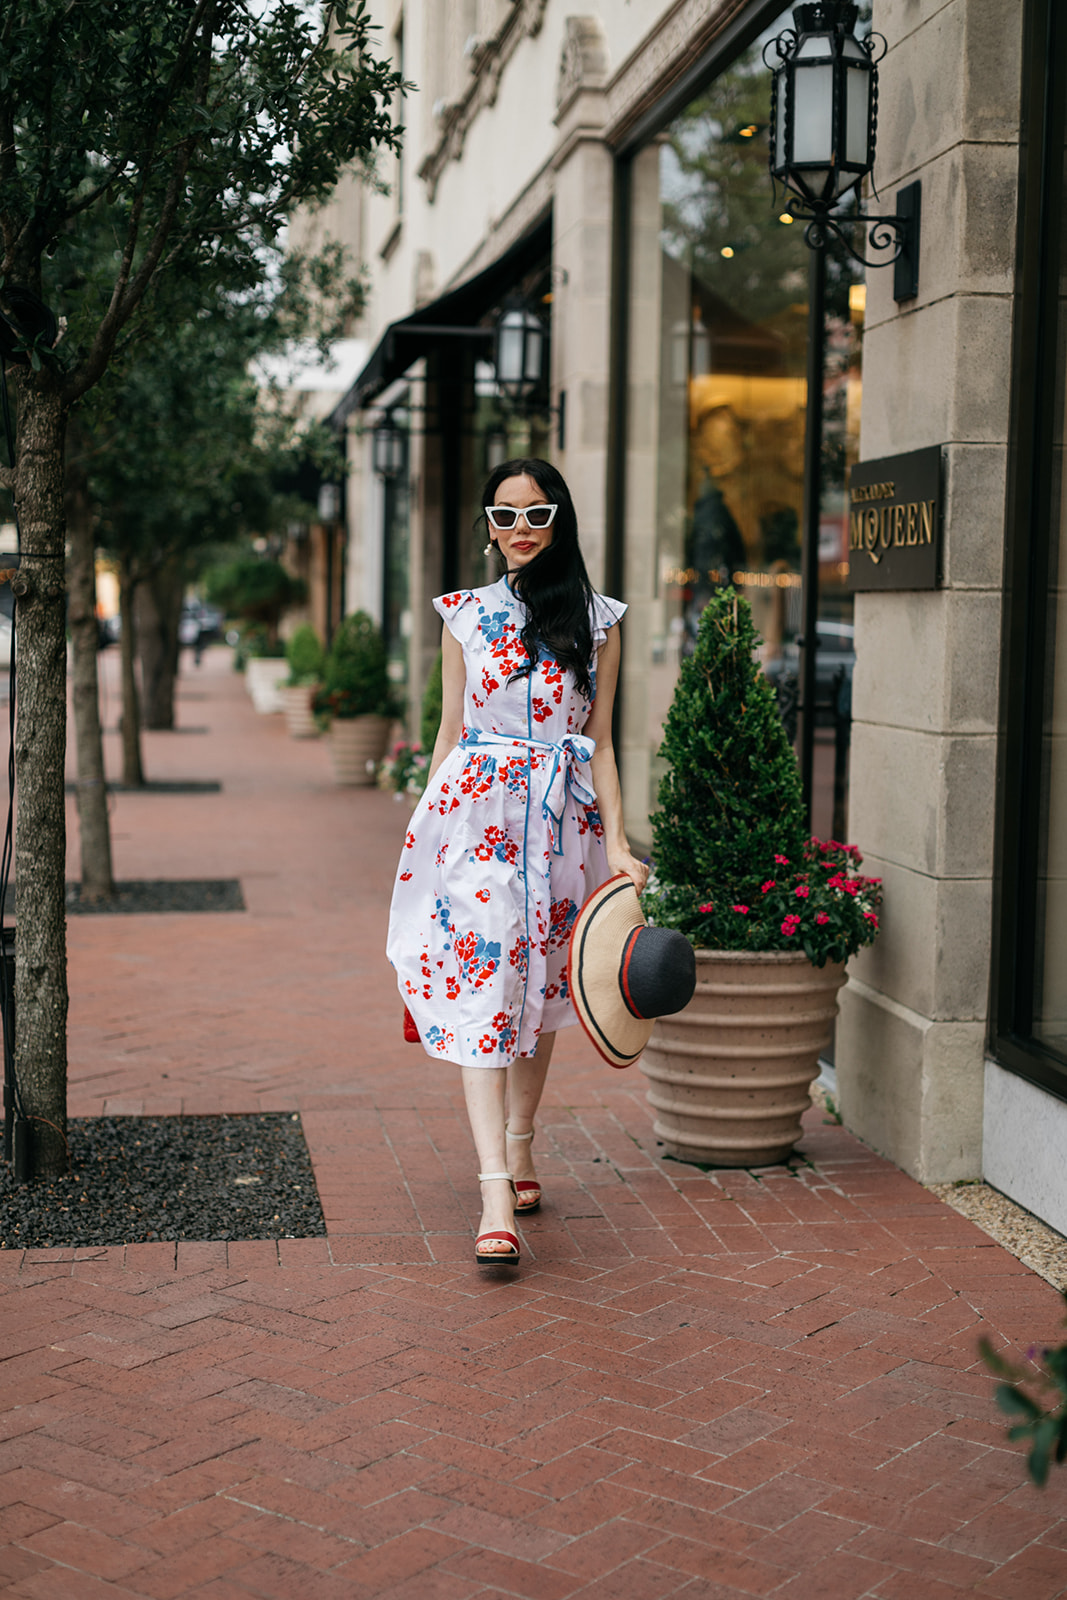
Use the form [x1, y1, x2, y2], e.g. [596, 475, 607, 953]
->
[484, 503, 558, 532]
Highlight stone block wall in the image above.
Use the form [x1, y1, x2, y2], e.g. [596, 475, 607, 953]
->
[835, 0, 1024, 1181]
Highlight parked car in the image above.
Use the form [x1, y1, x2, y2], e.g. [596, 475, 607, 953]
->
[763, 619, 855, 723]
[179, 601, 224, 655]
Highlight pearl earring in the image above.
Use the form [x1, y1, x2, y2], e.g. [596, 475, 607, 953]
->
[484, 540, 495, 557]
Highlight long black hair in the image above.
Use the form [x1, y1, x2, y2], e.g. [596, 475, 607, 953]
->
[480, 457, 596, 700]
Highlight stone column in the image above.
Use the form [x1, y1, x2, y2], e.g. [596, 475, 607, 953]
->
[835, 0, 1024, 1180]
[550, 17, 613, 591]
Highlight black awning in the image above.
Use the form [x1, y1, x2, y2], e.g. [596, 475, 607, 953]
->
[329, 212, 552, 426]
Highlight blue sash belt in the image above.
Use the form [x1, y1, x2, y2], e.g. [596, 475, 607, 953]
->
[460, 730, 597, 856]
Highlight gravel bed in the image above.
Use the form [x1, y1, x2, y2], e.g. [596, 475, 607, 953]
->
[65, 879, 245, 914]
[0, 1113, 325, 1247]
[928, 1180, 1067, 1290]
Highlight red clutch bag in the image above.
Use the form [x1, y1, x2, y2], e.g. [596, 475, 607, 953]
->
[403, 1006, 420, 1044]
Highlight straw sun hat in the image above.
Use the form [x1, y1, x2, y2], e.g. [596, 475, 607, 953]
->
[567, 874, 697, 1068]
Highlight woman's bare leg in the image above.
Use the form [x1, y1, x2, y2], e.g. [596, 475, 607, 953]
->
[505, 1031, 555, 1192]
[460, 1065, 515, 1256]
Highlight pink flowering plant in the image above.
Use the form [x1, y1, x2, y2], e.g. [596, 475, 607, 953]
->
[377, 739, 429, 800]
[646, 838, 881, 966]
[644, 589, 882, 968]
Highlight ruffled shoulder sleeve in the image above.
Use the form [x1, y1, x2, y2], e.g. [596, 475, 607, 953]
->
[433, 589, 480, 647]
[590, 592, 627, 649]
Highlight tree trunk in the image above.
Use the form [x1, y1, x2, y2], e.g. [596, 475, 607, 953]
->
[118, 564, 144, 788]
[12, 379, 70, 1178]
[66, 458, 113, 902]
[136, 558, 183, 729]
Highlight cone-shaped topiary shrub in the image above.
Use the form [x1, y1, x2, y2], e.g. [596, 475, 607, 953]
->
[285, 623, 324, 687]
[313, 611, 392, 721]
[646, 588, 882, 964]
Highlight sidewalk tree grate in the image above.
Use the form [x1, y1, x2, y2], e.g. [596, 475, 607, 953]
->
[65, 879, 245, 913]
[65, 778, 221, 792]
[0, 1113, 325, 1245]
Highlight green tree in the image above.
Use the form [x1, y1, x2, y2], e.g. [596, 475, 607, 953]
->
[0, 0, 401, 1176]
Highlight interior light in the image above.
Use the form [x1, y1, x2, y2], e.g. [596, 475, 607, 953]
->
[779, 213, 795, 225]
[849, 283, 867, 313]
[720, 246, 735, 259]
[739, 125, 759, 138]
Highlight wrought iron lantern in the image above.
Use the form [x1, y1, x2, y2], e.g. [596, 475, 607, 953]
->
[766, 2, 918, 295]
[494, 301, 546, 401]
[769, 2, 876, 211]
[371, 412, 406, 480]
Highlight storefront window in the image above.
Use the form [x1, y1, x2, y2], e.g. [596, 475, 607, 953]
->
[1030, 91, 1067, 1059]
[621, 7, 864, 845]
[993, 0, 1067, 1099]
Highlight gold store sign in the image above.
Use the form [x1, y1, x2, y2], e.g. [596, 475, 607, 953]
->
[846, 445, 942, 591]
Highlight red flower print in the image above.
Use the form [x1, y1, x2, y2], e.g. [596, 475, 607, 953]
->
[446, 977, 460, 999]
[476, 889, 490, 903]
[400, 871, 412, 882]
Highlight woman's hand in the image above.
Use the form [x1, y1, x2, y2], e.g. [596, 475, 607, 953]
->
[607, 847, 650, 896]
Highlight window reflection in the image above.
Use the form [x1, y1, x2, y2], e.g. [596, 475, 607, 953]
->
[622, 8, 864, 844]
[1033, 114, 1067, 1057]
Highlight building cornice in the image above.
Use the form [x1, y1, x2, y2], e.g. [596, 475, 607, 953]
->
[417, 0, 550, 203]
[601, 0, 754, 147]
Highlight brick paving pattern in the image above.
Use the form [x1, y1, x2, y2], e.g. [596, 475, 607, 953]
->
[0, 647, 1065, 1597]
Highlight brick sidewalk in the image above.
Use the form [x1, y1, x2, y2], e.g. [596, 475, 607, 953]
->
[0, 647, 1065, 1598]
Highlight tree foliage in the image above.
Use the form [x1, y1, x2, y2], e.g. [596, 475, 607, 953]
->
[1, 0, 402, 396]
[206, 556, 306, 639]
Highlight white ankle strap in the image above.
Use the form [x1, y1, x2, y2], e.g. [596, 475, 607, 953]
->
[505, 1124, 534, 1141]
[478, 1171, 514, 1183]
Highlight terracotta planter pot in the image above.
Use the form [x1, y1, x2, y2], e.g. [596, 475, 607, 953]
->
[245, 657, 286, 714]
[328, 715, 391, 785]
[280, 684, 319, 739]
[640, 948, 847, 1168]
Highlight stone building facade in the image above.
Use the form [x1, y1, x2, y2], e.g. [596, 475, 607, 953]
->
[321, 0, 1067, 1235]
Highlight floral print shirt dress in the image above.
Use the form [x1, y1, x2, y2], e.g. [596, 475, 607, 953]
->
[386, 578, 626, 1067]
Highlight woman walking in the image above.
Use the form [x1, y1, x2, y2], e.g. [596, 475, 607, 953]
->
[387, 458, 647, 1263]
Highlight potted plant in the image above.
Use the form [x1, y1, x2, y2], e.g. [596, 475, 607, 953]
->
[641, 588, 882, 1167]
[281, 623, 324, 738]
[377, 652, 441, 805]
[313, 611, 394, 785]
[377, 739, 429, 805]
[205, 557, 306, 714]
